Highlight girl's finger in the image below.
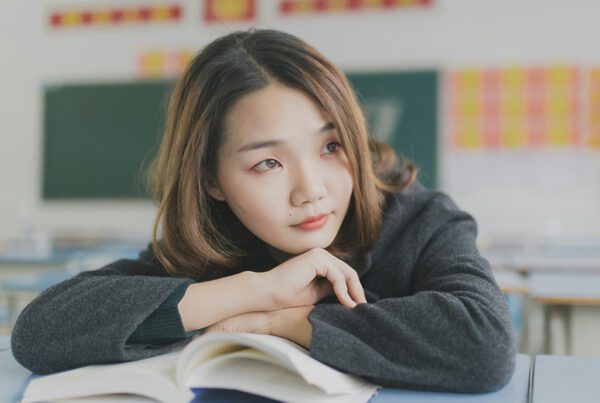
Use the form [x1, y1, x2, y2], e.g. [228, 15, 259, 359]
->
[316, 264, 356, 308]
[346, 270, 367, 304]
[315, 279, 334, 301]
[334, 259, 367, 304]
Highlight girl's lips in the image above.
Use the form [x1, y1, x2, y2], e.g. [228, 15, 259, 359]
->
[293, 214, 329, 231]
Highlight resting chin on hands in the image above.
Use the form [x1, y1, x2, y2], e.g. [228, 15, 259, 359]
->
[202, 248, 367, 349]
[263, 248, 367, 310]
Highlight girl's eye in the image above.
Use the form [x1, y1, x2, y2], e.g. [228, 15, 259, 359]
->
[253, 158, 280, 172]
[324, 141, 342, 154]
[253, 142, 342, 172]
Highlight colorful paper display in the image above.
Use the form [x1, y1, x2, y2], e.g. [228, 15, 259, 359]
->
[449, 66, 581, 149]
[204, 0, 256, 22]
[279, 0, 432, 15]
[138, 51, 194, 78]
[49, 4, 182, 28]
[588, 69, 600, 148]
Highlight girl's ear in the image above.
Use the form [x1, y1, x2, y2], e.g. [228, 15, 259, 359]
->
[205, 180, 226, 202]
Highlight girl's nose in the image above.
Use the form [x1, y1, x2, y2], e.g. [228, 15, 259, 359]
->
[290, 164, 326, 206]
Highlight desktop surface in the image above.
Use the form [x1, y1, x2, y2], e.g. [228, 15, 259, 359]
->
[373, 354, 530, 402]
[0, 335, 530, 403]
[532, 354, 600, 403]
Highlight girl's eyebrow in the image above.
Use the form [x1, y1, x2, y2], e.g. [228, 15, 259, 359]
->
[236, 122, 335, 153]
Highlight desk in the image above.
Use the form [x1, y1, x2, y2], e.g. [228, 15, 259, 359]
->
[493, 270, 529, 294]
[485, 246, 600, 274]
[485, 245, 600, 356]
[1, 270, 74, 329]
[0, 337, 30, 403]
[531, 355, 600, 403]
[0, 251, 73, 329]
[373, 354, 530, 402]
[0, 335, 9, 350]
[0, 337, 530, 403]
[529, 273, 600, 305]
[0, 242, 146, 333]
[492, 270, 530, 353]
[529, 273, 600, 355]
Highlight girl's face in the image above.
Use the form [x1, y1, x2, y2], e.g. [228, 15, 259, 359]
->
[207, 84, 353, 258]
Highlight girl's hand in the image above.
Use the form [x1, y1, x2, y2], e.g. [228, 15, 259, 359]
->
[262, 248, 367, 310]
[199, 306, 315, 350]
[201, 311, 274, 336]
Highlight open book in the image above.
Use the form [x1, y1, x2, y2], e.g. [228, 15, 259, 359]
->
[21, 332, 380, 403]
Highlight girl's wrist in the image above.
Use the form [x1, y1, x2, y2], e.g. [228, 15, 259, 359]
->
[247, 270, 279, 312]
[254, 270, 284, 311]
[270, 305, 314, 349]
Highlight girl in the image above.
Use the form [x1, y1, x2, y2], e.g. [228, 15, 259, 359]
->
[12, 29, 516, 393]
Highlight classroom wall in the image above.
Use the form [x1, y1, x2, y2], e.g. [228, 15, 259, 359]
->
[1, 0, 599, 246]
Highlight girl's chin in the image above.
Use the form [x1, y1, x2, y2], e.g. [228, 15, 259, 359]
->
[267, 241, 334, 260]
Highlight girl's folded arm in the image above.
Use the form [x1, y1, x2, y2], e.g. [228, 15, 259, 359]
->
[306, 213, 517, 393]
[10, 257, 268, 374]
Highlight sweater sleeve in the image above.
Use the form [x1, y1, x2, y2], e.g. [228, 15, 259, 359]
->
[307, 195, 517, 393]
[126, 282, 199, 345]
[10, 250, 197, 375]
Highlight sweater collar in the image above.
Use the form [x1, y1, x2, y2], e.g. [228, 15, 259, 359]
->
[344, 251, 373, 279]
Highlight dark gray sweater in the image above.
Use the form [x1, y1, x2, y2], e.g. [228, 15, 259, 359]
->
[11, 182, 516, 393]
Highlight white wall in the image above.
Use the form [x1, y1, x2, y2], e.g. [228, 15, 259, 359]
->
[1, 0, 599, 246]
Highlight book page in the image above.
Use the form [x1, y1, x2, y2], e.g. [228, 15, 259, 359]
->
[176, 333, 373, 395]
[184, 349, 377, 403]
[21, 352, 193, 403]
[48, 395, 158, 402]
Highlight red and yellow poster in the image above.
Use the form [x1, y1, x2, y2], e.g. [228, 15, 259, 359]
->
[448, 66, 580, 149]
[138, 50, 194, 78]
[49, 4, 182, 28]
[279, 0, 432, 15]
[204, 0, 256, 22]
[587, 69, 600, 148]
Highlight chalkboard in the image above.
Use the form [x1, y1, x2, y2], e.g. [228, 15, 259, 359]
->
[42, 81, 173, 199]
[42, 71, 438, 199]
[347, 71, 438, 189]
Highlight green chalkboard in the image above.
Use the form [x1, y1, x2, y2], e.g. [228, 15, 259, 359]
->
[43, 80, 173, 199]
[347, 71, 438, 189]
[42, 71, 438, 199]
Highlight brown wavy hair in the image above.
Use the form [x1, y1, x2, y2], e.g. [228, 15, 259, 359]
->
[147, 29, 418, 278]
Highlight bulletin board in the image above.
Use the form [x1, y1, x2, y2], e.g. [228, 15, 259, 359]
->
[42, 71, 438, 200]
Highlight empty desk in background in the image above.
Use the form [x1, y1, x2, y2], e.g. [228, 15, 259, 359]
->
[486, 244, 600, 356]
[0, 253, 73, 293]
[493, 270, 530, 353]
[529, 272, 600, 355]
[493, 270, 529, 294]
[0, 242, 146, 332]
[510, 255, 600, 272]
[0, 252, 73, 334]
[531, 355, 600, 403]
[485, 245, 600, 274]
[0, 335, 531, 403]
[0, 270, 74, 328]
